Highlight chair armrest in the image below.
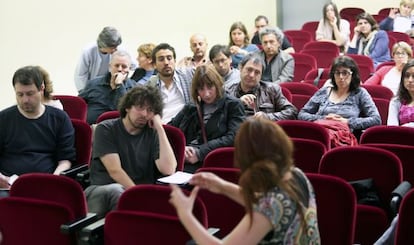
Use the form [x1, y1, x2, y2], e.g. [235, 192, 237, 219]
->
[390, 181, 412, 217]
[60, 212, 99, 234]
[185, 227, 221, 245]
[60, 164, 88, 179]
[78, 218, 105, 245]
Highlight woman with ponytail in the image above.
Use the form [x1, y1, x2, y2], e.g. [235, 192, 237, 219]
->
[169, 118, 320, 244]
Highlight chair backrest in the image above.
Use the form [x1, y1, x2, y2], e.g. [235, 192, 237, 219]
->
[284, 30, 313, 52]
[319, 146, 403, 205]
[105, 211, 192, 245]
[195, 167, 244, 237]
[301, 48, 339, 69]
[280, 86, 293, 103]
[339, 7, 365, 22]
[375, 61, 395, 72]
[54, 95, 87, 122]
[387, 36, 398, 56]
[301, 21, 319, 40]
[387, 31, 411, 44]
[95, 110, 120, 124]
[372, 98, 390, 125]
[0, 197, 74, 245]
[203, 147, 235, 168]
[292, 138, 326, 173]
[303, 68, 331, 88]
[71, 119, 92, 166]
[360, 143, 414, 185]
[290, 53, 318, 82]
[307, 174, 356, 245]
[346, 54, 374, 82]
[9, 173, 88, 219]
[378, 7, 392, 17]
[360, 125, 414, 146]
[276, 120, 331, 150]
[395, 189, 414, 245]
[163, 124, 186, 171]
[361, 84, 394, 101]
[280, 82, 318, 96]
[117, 184, 208, 226]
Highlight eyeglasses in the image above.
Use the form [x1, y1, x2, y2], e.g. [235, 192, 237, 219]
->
[395, 51, 408, 56]
[334, 70, 352, 77]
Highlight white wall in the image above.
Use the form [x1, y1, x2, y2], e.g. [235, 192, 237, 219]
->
[0, 0, 276, 110]
[0, 0, 400, 110]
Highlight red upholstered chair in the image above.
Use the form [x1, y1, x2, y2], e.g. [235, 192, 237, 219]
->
[302, 68, 331, 88]
[54, 95, 88, 121]
[105, 184, 208, 245]
[105, 211, 194, 245]
[360, 125, 414, 146]
[395, 189, 414, 245]
[375, 61, 395, 72]
[292, 138, 326, 173]
[339, 7, 365, 22]
[301, 21, 319, 41]
[195, 167, 243, 237]
[279, 82, 318, 111]
[203, 147, 235, 168]
[95, 110, 120, 123]
[319, 146, 403, 245]
[71, 119, 92, 166]
[276, 120, 331, 150]
[361, 84, 394, 101]
[284, 30, 312, 52]
[301, 41, 340, 68]
[378, 8, 392, 17]
[163, 124, 186, 171]
[306, 174, 357, 245]
[372, 98, 390, 125]
[347, 54, 374, 82]
[0, 173, 95, 244]
[290, 53, 318, 82]
[387, 31, 411, 44]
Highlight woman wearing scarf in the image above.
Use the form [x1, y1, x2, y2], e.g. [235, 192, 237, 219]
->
[348, 12, 391, 69]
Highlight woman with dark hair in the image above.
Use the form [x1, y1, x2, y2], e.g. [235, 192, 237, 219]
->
[169, 65, 245, 173]
[388, 59, 414, 126]
[299, 56, 381, 134]
[228, 21, 260, 69]
[169, 117, 320, 244]
[316, 2, 351, 52]
[348, 12, 391, 68]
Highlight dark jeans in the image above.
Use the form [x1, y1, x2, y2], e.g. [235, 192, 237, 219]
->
[183, 162, 202, 174]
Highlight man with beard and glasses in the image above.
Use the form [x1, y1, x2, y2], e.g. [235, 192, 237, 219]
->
[147, 43, 194, 123]
[0, 66, 76, 197]
[84, 86, 177, 218]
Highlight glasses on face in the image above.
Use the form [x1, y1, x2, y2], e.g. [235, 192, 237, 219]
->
[404, 72, 414, 80]
[334, 70, 352, 77]
[395, 51, 408, 56]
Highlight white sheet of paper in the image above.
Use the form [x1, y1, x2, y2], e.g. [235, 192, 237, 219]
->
[157, 171, 193, 185]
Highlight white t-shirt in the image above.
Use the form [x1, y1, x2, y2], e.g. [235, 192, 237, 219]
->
[393, 16, 411, 33]
[381, 67, 400, 95]
[160, 81, 185, 124]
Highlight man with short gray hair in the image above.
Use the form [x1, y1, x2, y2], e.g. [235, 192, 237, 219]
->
[258, 26, 294, 84]
[74, 26, 137, 92]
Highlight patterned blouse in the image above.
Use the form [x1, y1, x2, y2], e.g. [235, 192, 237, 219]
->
[254, 168, 320, 245]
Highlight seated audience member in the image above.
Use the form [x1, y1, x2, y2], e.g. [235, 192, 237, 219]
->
[348, 13, 391, 68]
[316, 2, 350, 53]
[388, 59, 414, 126]
[169, 65, 245, 173]
[228, 21, 260, 69]
[251, 15, 295, 53]
[379, 0, 414, 35]
[130, 43, 156, 85]
[169, 117, 321, 244]
[299, 56, 381, 134]
[365, 41, 412, 95]
[79, 50, 137, 125]
[147, 43, 194, 124]
[226, 53, 297, 120]
[74, 26, 137, 92]
[257, 26, 294, 84]
[177, 33, 210, 68]
[37, 66, 63, 110]
[85, 86, 177, 218]
[209, 44, 240, 89]
[0, 66, 76, 196]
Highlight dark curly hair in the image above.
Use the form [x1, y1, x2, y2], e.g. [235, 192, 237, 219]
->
[118, 85, 163, 118]
[329, 55, 361, 92]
